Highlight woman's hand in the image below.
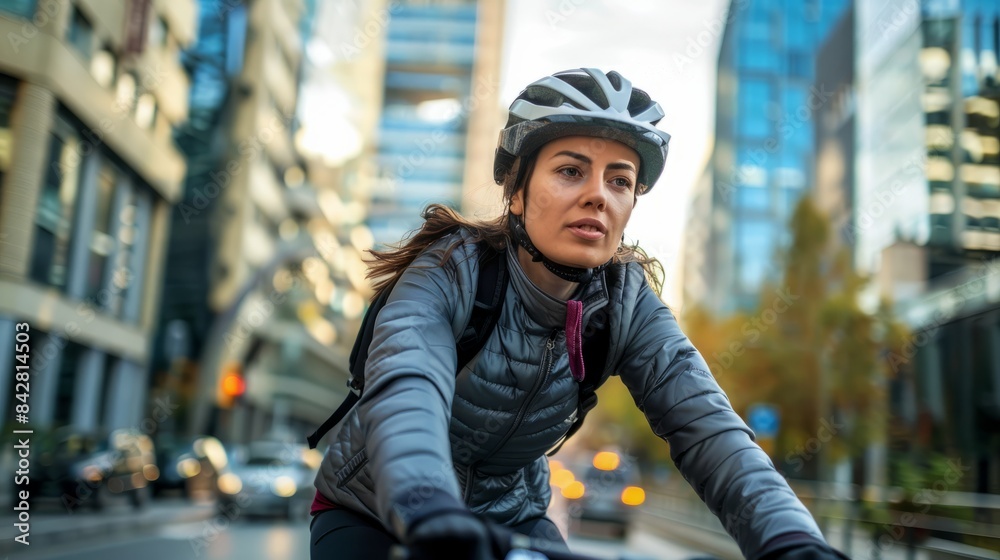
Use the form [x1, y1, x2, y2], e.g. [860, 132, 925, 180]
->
[406, 510, 498, 560]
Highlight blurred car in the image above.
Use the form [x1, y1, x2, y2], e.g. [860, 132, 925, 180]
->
[152, 434, 228, 500]
[564, 450, 645, 538]
[31, 427, 159, 511]
[216, 441, 322, 520]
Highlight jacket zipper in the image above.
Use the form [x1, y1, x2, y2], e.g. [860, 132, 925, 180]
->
[476, 329, 558, 466]
[463, 463, 475, 502]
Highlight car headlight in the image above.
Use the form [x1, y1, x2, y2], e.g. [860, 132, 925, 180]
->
[177, 458, 201, 479]
[272, 476, 297, 498]
[218, 473, 243, 495]
[561, 481, 585, 500]
[143, 464, 160, 482]
[621, 486, 645, 506]
[82, 465, 103, 483]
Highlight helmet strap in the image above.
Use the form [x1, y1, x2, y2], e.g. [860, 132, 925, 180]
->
[509, 214, 606, 284]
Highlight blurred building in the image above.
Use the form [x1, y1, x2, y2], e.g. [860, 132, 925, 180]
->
[155, 0, 363, 444]
[854, 0, 1000, 496]
[814, 6, 855, 257]
[689, 0, 850, 313]
[366, 0, 505, 245]
[0, 1, 195, 434]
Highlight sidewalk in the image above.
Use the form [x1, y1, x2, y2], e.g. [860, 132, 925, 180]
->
[0, 497, 216, 556]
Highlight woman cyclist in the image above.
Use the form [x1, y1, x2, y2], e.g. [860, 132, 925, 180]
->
[310, 68, 848, 560]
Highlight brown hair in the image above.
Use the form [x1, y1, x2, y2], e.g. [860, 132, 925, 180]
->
[365, 154, 665, 297]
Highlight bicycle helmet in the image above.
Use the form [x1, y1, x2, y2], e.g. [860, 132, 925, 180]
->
[494, 68, 671, 194]
[496, 68, 671, 283]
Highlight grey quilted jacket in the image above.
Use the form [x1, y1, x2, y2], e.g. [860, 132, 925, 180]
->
[314, 229, 824, 559]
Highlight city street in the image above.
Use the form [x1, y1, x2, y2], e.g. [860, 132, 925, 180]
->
[12, 500, 713, 560]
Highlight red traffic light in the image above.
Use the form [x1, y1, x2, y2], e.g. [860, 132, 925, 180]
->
[221, 371, 245, 398]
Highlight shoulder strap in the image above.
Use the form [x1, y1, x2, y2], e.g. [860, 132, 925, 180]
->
[457, 243, 507, 368]
[307, 240, 507, 449]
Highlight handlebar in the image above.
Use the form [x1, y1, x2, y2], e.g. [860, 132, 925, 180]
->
[389, 533, 605, 560]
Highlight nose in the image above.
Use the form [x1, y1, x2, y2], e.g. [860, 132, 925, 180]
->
[580, 172, 607, 210]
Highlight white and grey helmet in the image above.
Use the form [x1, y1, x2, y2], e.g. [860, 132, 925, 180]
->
[494, 68, 671, 194]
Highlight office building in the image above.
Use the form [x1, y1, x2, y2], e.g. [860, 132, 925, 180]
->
[855, 0, 1000, 496]
[0, 1, 196, 433]
[814, 7, 855, 257]
[692, 0, 850, 313]
[367, 0, 505, 246]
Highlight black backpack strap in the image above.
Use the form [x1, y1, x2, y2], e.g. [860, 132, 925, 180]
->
[456, 243, 507, 368]
[307, 280, 395, 449]
[307, 392, 359, 449]
[307, 240, 507, 449]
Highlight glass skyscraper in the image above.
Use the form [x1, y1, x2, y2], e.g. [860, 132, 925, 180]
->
[697, 0, 850, 313]
[367, 1, 480, 246]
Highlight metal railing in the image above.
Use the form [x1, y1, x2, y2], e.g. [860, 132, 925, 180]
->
[635, 480, 1000, 560]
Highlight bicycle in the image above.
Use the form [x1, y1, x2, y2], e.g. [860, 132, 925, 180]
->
[389, 529, 607, 560]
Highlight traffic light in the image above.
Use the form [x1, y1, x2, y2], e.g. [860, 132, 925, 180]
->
[219, 362, 245, 407]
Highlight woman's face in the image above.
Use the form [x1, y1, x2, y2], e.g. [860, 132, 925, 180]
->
[510, 135, 640, 270]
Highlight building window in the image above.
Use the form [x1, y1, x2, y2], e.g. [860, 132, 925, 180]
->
[67, 5, 94, 60]
[0, 0, 35, 19]
[115, 72, 137, 115]
[148, 13, 168, 48]
[97, 353, 117, 425]
[736, 186, 770, 211]
[737, 41, 780, 71]
[52, 340, 86, 427]
[90, 45, 117, 88]
[30, 117, 81, 290]
[738, 79, 773, 138]
[135, 92, 157, 129]
[736, 220, 775, 292]
[86, 160, 118, 303]
[108, 185, 140, 318]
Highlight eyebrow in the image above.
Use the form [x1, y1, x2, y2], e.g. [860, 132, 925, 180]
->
[552, 150, 637, 174]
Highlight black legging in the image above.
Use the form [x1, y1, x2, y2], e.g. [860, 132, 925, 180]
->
[310, 507, 569, 560]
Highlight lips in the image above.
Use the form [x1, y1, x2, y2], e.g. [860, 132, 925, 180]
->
[566, 219, 607, 234]
[567, 218, 607, 240]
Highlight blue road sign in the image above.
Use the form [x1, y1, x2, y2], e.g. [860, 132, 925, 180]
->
[747, 403, 780, 438]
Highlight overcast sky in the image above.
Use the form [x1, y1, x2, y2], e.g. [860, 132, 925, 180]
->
[501, 0, 730, 306]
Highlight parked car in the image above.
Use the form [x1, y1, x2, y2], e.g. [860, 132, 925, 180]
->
[31, 427, 159, 511]
[216, 441, 321, 520]
[152, 434, 228, 500]
[566, 450, 645, 538]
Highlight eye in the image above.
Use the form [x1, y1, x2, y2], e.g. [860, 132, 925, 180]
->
[611, 177, 633, 189]
[559, 167, 582, 178]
